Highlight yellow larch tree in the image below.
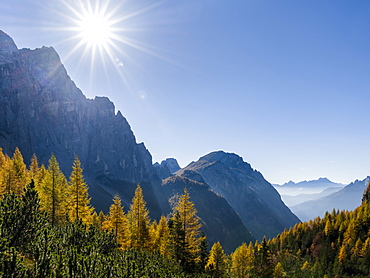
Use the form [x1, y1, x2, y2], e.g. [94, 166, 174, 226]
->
[29, 153, 40, 180]
[273, 262, 286, 278]
[127, 184, 151, 250]
[34, 164, 47, 191]
[0, 150, 12, 196]
[12, 147, 29, 194]
[231, 242, 254, 277]
[103, 194, 129, 250]
[0, 148, 29, 195]
[39, 154, 68, 225]
[67, 156, 94, 223]
[206, 241, 227, 277]
[171, 188, 203, 262]
[153, 215, 171, 256]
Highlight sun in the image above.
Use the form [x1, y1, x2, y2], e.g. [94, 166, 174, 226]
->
[60, 0, 119, 54]
[77, 13, 113, 48]
[57, 0, 169, 94]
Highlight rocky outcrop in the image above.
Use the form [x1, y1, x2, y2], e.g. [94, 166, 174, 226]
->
[153, 158, 180, 179]
[178, 151, 300, 239]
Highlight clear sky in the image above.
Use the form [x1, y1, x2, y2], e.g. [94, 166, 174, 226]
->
[1, 0, 370, 185]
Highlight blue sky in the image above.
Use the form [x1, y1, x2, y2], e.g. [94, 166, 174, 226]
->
[1, 0, 370, 184]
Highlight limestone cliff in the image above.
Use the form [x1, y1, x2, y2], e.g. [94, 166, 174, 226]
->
[0, 30, 161, 215]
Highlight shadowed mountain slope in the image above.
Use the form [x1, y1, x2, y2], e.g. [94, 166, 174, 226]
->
[161, 171, 254, 253]
[178, 151, 300, 239]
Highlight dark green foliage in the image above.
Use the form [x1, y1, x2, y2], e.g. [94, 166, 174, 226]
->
[0, 180, 46, 276]
[168, 211, 194, 272]
[0, 180, 210, 277]
[0, 180, 47, 251]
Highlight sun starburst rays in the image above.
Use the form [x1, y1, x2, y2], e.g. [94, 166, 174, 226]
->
[47, 0, 185, 101]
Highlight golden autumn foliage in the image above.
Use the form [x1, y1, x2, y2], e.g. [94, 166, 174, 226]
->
[38, 154, 68, 225]
[103, 194, 129, 250]
[67, 156, 94, 223]
[171, 188, 203, 261]
[127, 185, 151, 250]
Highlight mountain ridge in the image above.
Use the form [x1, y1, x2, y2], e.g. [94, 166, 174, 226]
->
[178, 150, 300, 240]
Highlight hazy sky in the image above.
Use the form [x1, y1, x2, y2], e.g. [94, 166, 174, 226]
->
[1, 0, 370, 184]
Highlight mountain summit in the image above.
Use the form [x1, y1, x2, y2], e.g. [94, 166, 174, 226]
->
[178, 151, 300, 239]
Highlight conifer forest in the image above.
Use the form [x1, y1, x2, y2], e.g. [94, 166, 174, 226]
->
[1, 147, 370, 277]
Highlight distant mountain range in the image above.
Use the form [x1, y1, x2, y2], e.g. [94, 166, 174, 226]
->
[281, 186, 342, 207]
[290, 177, 369, 221]
[0, 30, 299, 252]
[274, 177, 345, 196]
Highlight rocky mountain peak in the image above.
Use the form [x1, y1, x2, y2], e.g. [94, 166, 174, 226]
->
[161, 158, 180, 174]
[181, 151, 300, 239]
[199, 150, 252, 170]
[153, 158, 181, 180]
[0, 30, 18, 54]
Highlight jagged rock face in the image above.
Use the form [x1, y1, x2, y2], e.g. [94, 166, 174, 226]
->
[153, 158, 181, 180]
[179, 151, 300, 240]
[162, 174, 254, 253]
[0, 31, 155, 210]
[162, 158, 180, 173]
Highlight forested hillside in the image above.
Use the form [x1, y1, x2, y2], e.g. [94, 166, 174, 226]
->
[1, 146, 370, 277]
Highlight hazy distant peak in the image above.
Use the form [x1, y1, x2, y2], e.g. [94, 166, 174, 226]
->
[281, 177, 339, 187]
[311, 177, 333, 184]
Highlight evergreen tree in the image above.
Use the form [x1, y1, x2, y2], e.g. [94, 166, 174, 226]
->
[103, 194, 128, 250]
[257, 236, 273, 277]
[0, 180, 47, 252]
[198, 231, 209, 272]
[67, 156, 94, 223]
[169, 211, 192, 269]
[127, 184, 151, 250]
